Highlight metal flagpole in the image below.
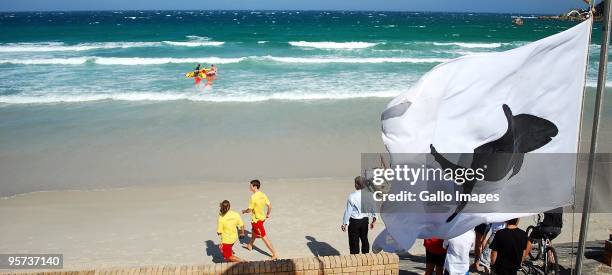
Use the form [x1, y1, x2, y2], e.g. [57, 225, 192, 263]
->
[575, 0, 612, 274]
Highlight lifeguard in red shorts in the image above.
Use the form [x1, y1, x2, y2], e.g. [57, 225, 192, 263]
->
[242, 179, 278, 259]
[216, 200, 245, 262]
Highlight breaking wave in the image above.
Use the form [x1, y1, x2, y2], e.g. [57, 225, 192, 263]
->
[432, 42, 507, 48]
[92, 57, 241, 65]
[0, 57, 90, 65]
[0, 56, 450, 65]
[0, 90, 401, 104]
[289, 41, 380, 49]
[258, 56, 450, 64]
[0, 40, 516, 53]
[0, 40, 225, 52]
[161, 41, 225, 47]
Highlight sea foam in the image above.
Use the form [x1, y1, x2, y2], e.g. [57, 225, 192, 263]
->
[258, 56, 450, 64]
[0, 40, 224, 52]
[0, 57, 90, 65]
[0, 89, 401, 104]
[288, 41, 380, 49]
[432, 42, 506, 48]
[161, 41, 224, 47]
[0, 56, 450, 65]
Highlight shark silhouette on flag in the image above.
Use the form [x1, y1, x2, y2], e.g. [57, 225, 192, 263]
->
[374, 18, 591, 252]
[430, 104, 559, 222]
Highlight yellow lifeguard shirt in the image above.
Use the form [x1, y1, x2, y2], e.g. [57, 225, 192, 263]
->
[217, 210, 244, 244]
[248, 191, 270, 222]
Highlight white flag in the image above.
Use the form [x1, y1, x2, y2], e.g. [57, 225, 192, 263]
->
[374, 18, 592, 252]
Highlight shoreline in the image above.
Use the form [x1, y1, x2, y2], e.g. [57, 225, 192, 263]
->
[0, 177, 342, 200]
[1, 89, 610, 197]
[0, 98, 389, 197]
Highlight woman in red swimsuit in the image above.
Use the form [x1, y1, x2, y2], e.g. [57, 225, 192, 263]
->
[205, 64, 217, 87]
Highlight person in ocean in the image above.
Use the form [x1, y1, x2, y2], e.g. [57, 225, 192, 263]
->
[194, 64, 203, 85]
[205, 64, 217, 87]
[217, 200, 245, 262]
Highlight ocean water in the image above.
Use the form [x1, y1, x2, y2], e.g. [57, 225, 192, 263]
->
[0, 11, 610, 196]
[0, 11, 608, 104]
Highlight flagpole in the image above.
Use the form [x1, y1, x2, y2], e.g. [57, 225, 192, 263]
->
[574, 0, 611, 274]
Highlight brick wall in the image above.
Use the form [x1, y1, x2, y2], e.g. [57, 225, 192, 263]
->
[6, 252, 399, 275]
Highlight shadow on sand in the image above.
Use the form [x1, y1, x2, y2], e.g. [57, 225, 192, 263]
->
[239, 229, 273, 258]
[305, 235, 341, 257]
[204, 240, 224, 263]
[205, 229, 275, 264]
[220, 229, 294, 275]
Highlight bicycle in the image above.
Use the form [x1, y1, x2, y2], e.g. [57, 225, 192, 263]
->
[519, 261, 538, 275]
[525, 213, 560, 275]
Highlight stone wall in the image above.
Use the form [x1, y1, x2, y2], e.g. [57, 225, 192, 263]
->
[6, 252, 399, 275]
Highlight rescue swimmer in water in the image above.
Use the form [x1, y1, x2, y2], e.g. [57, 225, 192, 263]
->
[185, 64, 218, 87]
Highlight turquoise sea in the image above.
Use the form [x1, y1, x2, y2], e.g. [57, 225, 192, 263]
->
[0, 11, 610, 196]
[0, 11, 608, 103]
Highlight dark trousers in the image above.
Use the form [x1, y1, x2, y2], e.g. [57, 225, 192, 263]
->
[348, 217, 369, 254]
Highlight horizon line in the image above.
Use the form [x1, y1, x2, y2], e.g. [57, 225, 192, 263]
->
[0, 9, 562, 16]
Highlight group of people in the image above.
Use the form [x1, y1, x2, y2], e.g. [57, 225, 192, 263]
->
[216, 179, 278, 262]
[216, 177, 564, 275]
[193, 63, 217, 87]
[424, 220, 519, 275]
[217, 176, 377, 263]
[424, 210, 563, 275]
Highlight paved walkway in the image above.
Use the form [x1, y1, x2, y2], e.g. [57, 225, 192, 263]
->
[398, 241, 611, 275]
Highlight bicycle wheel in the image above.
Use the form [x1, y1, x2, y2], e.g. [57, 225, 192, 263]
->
[544, 246, 560, 275]
[519, 262, 536, 275]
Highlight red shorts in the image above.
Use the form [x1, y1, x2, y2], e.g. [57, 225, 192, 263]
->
[220, 243, 234, 260]
[251, 220, 266, 238]
[195, 77, 202, 84]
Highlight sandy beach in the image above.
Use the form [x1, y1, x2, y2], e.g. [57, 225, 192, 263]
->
[0, 178, 383, 270]
[0, 178, 609, 271]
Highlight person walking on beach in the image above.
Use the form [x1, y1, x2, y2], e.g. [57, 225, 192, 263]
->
[490, 218, 532, 275]
[217, 200, 245, 262]
[479, 222, 506, 273]
[471, 223, 490, 271]
[242, 179, 278, 259]
[424, 238, 446, 275]
[341, 176, 376, 254]
[443, 229, 475, 275]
